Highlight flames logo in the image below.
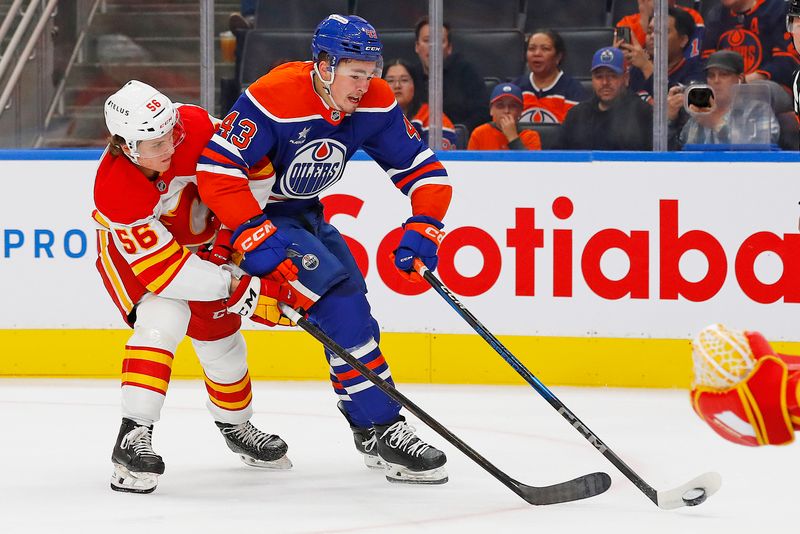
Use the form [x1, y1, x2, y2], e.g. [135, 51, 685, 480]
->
[281, 138, 347, 198]
[717, 29, 762, 74]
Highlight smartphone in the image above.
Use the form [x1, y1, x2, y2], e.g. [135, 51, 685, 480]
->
[615, 26, 632, 45]
[686, 85, 714, 108]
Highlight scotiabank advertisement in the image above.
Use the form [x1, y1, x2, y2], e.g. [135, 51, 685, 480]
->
[1, 155, 799, 340]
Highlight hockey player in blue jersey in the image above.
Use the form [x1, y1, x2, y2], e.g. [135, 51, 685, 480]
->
[196, 14, 452, 484]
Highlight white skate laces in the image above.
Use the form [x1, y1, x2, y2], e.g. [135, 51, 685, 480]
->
[221, 421, 277, 451]
[361, 430, 377, 453]
[379, 421, 430, 457]
[121, 425, 158, 457]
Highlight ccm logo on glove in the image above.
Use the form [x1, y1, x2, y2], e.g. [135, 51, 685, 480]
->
[233, 220, 277, 252]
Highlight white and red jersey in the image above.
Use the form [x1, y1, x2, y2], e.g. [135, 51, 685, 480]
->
[93, 104, 232, 319]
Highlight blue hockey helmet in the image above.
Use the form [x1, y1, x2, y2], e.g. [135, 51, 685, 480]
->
[312, 14, 383, 72]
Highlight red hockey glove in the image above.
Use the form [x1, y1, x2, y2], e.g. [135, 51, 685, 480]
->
[226, 271, 298, 327]
[197, 229, 234, 266]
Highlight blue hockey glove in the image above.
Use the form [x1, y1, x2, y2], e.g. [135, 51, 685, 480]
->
[231, 215, 292, 276]
[393, 215, 445, 282]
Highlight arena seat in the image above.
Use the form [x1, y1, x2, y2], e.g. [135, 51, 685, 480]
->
[450, 30, 526, 82]
[255, 0, 351, 30]
[354, 0, 524, 30]
[520, 122, 563, 150]
[239, 31, 311, 87]
[526, 0, 610, 31]
[557, 27, 616, 78]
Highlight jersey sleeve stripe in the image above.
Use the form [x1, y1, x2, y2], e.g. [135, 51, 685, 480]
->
[97, 231, 135, 313]
[197, 162, 248, 180]
[207, 134, 246, 162]
[200, 145, 248, 172]
[385, 148, 435, 178]
[407, 176, 451, 198]
[393, 161, 446, 191]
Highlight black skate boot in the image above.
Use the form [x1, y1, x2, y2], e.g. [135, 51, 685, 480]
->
[374, 416, 448, 484]
[216, 420, 292, 469]
[110, 418, 165, 494]
[337, 401, 385, 470]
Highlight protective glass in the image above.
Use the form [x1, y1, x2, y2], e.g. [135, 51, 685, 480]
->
[135, 118, 186, 159]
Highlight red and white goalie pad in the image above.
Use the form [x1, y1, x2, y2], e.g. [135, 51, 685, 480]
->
[691, 324, 800, 446]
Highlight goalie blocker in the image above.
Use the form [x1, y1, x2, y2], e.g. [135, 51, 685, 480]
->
[691, 324, 800, 446]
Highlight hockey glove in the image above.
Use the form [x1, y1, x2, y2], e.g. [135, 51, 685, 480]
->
[231, 215, 292, 276]
[393, 215, 445, 282]
[197, 229, 234, 266]
[226, 266, 298, 327]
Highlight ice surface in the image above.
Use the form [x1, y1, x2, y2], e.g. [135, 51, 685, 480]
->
[0, 379, 794, 533]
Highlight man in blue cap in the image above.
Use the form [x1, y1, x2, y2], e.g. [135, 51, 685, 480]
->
[559, 46, 653, 150]
[468, 82, 542, 150]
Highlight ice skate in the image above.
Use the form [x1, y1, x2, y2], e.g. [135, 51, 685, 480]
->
[374, 416, 448, 484]
[216, 420, 292, 469]
[337, 401, 385, 469]
[110, 418, 165, 494]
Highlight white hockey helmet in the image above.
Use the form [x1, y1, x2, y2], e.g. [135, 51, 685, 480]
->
[104, 80, 184, 163]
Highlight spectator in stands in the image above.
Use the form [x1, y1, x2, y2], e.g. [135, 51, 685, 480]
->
[621, 7, 704, 101]
[512, 29, 588, 124]
[560, 47, 653, 150]
[383, 59, 458, 150]
[702, 0, 799, 88]
[617, 0, 704, 58]
[228, 0, 256, 31]
[413, 17, 488, 133]
[467, 83, 541, 150]
[675, 50, 779, 148]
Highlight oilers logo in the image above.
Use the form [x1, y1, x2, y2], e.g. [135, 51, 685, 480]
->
[718, 29, 762, 74]
[520, 107, 560, 124]
[281, 138, 347, 198]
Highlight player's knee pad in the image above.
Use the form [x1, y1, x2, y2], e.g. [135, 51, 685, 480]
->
[309, 278, 374, 350]
[192, 331, 248, 384]
[129, 294, 191, 352]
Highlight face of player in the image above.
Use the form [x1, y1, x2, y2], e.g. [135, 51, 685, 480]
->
[384, 64, 415, 112]
[325, 59, 377, 114]
[526, 33, 562, 78]
[127, 126, 183, 174]
[638, 0, 653, 18]
[415, 23, 452, 73]
[490, 97, 523, 124]
[705, 67, 741, 107]
[591, 68, 627, 107]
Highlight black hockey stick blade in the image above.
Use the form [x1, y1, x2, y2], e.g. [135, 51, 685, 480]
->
[513, 472, 612, 506]
[414, 261, 721, 509]
[280, 305, 611, 506]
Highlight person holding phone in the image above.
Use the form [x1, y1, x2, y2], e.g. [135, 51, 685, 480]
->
[675, 50, 779, 148]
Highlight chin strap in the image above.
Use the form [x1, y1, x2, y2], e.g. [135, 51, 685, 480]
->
[313, 62, 342, 112]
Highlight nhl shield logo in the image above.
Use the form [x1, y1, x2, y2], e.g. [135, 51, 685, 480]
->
[301, 254, 319, 270]
[155, 180, 167, 192]
[331, 110, 341, 121]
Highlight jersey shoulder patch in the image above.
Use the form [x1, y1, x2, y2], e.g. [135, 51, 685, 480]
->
[94, 151, 159, 225]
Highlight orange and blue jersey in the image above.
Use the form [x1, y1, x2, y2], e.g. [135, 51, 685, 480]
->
[411, 103, 458, 150]
[196, 61, 452, 230]
[513, 71, 588, 124]
[702, 0, 799, 87]
[617, 6, 705, 59]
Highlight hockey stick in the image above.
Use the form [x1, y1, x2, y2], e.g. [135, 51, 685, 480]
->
[279, 304, 611, 506]
[414, 260, 721, 510]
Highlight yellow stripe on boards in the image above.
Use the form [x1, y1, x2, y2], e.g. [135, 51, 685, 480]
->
[3, 329, 800, 389]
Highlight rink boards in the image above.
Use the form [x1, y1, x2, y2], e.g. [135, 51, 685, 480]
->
[2, 150, 799, 387]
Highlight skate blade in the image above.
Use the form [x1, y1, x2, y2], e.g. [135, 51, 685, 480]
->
[239, 454, 293, 470]
[363, 453, 386, 470]
[384, 463, 448, 485]
[110, 464, 159, 494]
